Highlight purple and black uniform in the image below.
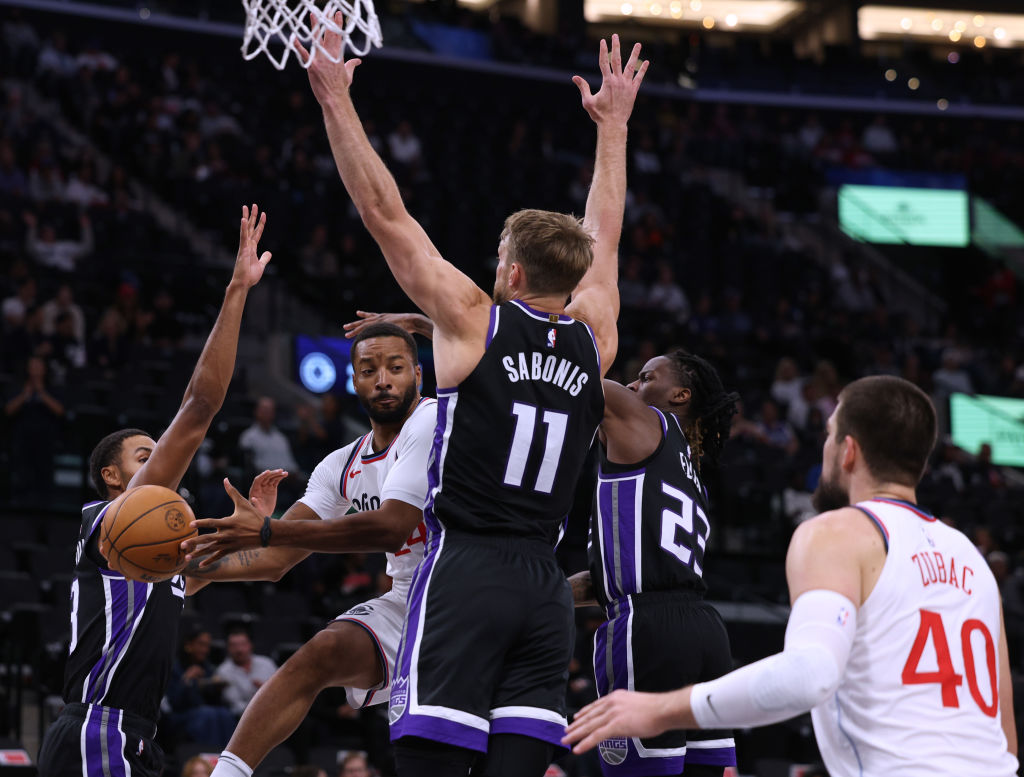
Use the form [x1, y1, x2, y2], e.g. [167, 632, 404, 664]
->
[389, 299, 604, 754]
[589, 408, 737, 776]
[38, 500, 185, 777]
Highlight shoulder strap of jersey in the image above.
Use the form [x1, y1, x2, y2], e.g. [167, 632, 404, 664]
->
[851, 501, 890, 553]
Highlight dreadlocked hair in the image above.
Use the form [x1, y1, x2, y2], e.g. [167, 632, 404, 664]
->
[665, 350, 739, 471]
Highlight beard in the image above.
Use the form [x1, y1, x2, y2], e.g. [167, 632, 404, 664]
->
[812, 467, 850, 513]
[359, 382, 417, 424]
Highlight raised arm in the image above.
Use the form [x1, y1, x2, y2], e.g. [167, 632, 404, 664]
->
[565, 35, 648, 376]
[127, 205, 271, 493]
[343, 310, 435, 341]
[299, 15, 489, 339]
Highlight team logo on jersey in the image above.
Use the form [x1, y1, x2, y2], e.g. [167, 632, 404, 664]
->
[164, 508, 186, 531]
[389, 677, 409, 724]
[599, 738, 629, 765]
[546, 328, 557, 349]
[344, 603, 375, 617]
[836, 606, 850, 627]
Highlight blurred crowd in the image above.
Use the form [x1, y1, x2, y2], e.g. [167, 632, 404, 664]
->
[2, 6, 1024, 775]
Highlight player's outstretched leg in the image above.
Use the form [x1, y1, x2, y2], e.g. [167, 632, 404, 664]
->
[210, 621, 381, 777]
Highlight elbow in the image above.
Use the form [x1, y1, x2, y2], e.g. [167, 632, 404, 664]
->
[383, 531, 407, 554]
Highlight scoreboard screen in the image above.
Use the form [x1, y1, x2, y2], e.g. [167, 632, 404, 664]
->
[950, 393, 1024, 467]
[838, 185, 969, 247]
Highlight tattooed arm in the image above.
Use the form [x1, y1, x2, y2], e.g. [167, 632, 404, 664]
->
[182, 501, 317, 594]
[569, 570, 598, 608]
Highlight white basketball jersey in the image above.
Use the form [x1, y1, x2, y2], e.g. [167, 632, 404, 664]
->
[298, 397, 436, 602]
[812, 498, 1017, 777]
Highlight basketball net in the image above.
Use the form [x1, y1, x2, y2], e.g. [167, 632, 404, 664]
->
[240, 0, 382, 70]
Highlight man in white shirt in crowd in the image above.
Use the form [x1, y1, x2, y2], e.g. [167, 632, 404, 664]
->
[217, 628, 278, 717]
[239, 396, 303, 477]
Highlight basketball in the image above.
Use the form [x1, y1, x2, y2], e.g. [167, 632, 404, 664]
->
[99, 485, 196, 583]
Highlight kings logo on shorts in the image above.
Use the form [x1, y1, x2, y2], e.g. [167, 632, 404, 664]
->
[599, 737, 629, 765]
[388, 676, 408, 724]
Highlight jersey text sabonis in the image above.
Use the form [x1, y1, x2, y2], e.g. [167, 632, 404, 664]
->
[502, 352, 590, 396]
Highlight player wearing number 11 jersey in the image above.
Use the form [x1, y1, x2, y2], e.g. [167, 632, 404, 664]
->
[564, 375, 1017, 777]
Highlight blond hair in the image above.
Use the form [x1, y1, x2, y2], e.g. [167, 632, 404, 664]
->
[502, 209, 594, 297]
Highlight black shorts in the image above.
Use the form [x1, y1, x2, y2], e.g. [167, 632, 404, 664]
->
[593, 592, 736, 777]
[38, 703, 164, 777]
[389, 531, 574, 753]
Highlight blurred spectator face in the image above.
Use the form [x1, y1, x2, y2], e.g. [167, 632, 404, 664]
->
[154, 290, 174, 312]
[775, 357, 798, 382]
[56, 312, 76, 338]
[979, 443, 993, 462]
[56, 284, 73, 306]
[761, 400, 779, 424]
[340, 754, 369, 777]
[98, 309, 124, 337]
[184, 631, 212, 664]
[987, 551, 1009, 585]
[226, 632, 253, 665]
[27, 355, 46, 382]
[255, 397, 276, 428]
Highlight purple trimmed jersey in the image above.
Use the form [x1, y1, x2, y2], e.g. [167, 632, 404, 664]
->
[589, 408, 710, 607]
[62, 501, 186, 722]
[426, 300, 604, 542]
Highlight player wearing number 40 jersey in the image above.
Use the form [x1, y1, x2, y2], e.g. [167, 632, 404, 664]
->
[564, 375, 1018, 777]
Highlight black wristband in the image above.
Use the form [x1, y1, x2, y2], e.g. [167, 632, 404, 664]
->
[260, 515, 272, 547]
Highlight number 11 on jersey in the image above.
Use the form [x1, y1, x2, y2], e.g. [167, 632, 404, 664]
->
[503, 402, 569, 494]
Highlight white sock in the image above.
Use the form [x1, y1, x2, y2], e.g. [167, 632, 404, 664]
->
[211, 751, 253, 777]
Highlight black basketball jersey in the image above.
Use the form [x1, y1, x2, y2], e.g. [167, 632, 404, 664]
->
[589, 408, 710, 607]
[424, 300, 604, 541]
[63, 500, 186, 722]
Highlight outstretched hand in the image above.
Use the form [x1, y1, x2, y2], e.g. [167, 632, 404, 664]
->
[572, 34, 649, 127]
[180, 478, 266, 567]
[343, 310, 420, 339]
[562, 688, 679, 754]
[233, 204, 273, 289]
[249, 468, 287, 515]
[296, 11, 362, 105]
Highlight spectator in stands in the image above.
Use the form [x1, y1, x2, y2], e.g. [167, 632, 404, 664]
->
[166, 627, 236, 748]
[770, 357, 804, 410]
[23, 211, 93, 272]
[647, 262, 690, 323]
[861, 115, 899, 157]
[181, 756, 214, 777]
[2, 275, 36, 330]
[40, 282, 85, 342]
[91, 307, 130, 371]
[27, 159, 66, 203]
[387, 120, 421, 168]
[933, 348, 974, 400]
[754, 398, 800, 456]
[64, 159, 108, 207]
[216, 628, 277, 717]
[4, 355, 64, 499]
[0, 140, 27, 197]
[239, 396, 302, 477]
[149, 288, 185, 349]
[40, 311, 86, 374]
[339, 752, 371, 777]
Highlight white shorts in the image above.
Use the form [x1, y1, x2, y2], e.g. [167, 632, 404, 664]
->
[334, 588, 407, 709]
